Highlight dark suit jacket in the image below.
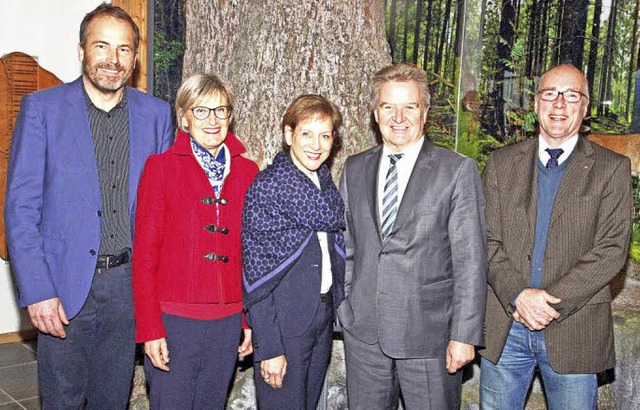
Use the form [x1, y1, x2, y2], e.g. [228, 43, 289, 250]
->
[338, 139, 487, 359]
[479, 137, 632, 373]
[246, 234, 345, 362]
[5, 77, 174, 319]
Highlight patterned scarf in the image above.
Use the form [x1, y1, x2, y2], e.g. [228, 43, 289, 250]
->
[242, 152, 345, 308]
[190, 137, 226, 194]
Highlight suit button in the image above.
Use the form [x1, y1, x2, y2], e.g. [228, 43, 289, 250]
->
[90, 249, 96, 256]
[253, 342, 259, 349]
[97, 210, 102, 217]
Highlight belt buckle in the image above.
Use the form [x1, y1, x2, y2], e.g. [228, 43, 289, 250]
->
[104, 255, 112, 268]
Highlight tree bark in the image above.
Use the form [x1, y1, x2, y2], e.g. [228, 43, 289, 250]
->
[401, 0, 410, 62]
[183, 0, 390, 174]
[389, 0, 399, 60]
[434, 0, 453, 80]
[598, 0, 618, 116]
[586, 0, 602, 107]
[558, 0, 589, 69]
[494, 0, 516, 141]
[626, 0, 640, 119]
[422, 0, 434, 71]
[412, 0, 424, 64]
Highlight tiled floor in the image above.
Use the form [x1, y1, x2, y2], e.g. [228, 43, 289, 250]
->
[0, 341, 39, 410]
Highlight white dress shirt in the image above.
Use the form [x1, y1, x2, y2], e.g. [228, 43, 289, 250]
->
[377, 137, 425, 223]
[308, 171, 332, 294]
[538, 134, 578, 166]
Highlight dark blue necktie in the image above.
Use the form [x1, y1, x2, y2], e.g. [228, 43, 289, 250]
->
[545, 148, 564, 169]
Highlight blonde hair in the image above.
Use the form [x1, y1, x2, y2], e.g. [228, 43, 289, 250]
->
[175, 73, 235, 132]
[371, 63, 431, 110]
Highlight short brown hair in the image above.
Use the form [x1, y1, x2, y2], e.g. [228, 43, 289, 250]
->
[80, 3, 140, 52]
[371, 63, 431, 110]
[175, 73, 235, 132]
[281, 94, 343, 154]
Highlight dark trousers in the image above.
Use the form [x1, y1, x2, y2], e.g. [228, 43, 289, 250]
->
[38, 263, 136, 410]
[144, 313, 241, 410]
[254, 293, 333, 410]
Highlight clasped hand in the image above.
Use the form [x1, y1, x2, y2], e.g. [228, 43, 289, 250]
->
[513, 288, 561, 331]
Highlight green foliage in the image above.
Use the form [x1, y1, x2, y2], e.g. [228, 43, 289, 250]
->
[154, 31, 183, 72]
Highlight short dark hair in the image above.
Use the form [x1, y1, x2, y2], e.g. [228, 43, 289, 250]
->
[281, 94, 343, 155]
[79, 3, 140, 52]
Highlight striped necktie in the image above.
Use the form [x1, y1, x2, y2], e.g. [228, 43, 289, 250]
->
[381, 153, 404, 238]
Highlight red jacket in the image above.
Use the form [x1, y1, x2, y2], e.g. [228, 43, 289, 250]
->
[133, 130, 258, 342]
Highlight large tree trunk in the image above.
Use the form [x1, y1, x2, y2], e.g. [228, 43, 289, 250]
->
[183, 1, 390, 174]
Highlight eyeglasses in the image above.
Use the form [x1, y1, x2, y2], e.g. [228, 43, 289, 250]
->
[191, 105, 233, 120]
[537, 89, 588, 104]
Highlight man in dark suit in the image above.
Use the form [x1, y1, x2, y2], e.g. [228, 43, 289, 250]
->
[479, 64, 632, 409]
[5, 4, 173, 408]
[338, 63, 487, 409]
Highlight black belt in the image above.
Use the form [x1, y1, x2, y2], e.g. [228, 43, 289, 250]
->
[96, 248, 131, 269]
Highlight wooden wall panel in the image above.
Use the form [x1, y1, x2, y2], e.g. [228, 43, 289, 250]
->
[0, 53, 63, 260]
[111, 0, 148, 92]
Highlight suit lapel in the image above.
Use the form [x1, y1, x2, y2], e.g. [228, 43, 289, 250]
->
[364, 147, 383, 243]
[549, 137, 593, 226]
[127, 88, 144, 218]
[518, 140, 538, 237]
[392, 140, 435, 235]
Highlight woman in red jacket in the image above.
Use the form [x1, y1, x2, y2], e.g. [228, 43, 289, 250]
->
[133, 73, 258, 409]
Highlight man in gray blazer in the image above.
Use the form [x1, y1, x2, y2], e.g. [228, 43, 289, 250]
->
[338, 63, 487, 409]
[479, 64, 632, 409]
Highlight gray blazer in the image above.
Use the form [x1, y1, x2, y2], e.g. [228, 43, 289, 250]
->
[338, 139, 487, 359]
[479, 137, 632, 373]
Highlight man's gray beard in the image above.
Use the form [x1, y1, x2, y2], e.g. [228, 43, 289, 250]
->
[83, 64, 130, 94]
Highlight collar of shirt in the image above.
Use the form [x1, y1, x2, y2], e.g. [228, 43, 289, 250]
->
[82, 82, 128, 113]
[538, 134, 578, 166]
[378, 136, 425, 218]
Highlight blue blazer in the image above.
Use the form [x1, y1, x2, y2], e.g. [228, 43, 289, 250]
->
[246, 234, 345, 362]
[5, 77, 174, 319]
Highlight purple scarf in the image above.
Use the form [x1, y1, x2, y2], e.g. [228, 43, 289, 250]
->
[242, 152, 345, 308]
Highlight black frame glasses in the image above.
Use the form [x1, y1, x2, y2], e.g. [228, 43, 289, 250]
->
[537, 89, 588, 104]
[191, 105, 233, 120]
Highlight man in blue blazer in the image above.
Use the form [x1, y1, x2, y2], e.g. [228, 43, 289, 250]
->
[5, 4, 174, 408]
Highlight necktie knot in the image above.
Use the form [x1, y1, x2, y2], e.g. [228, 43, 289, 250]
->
[389, 153, 404, 165]
[545, 148, 564, 169]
